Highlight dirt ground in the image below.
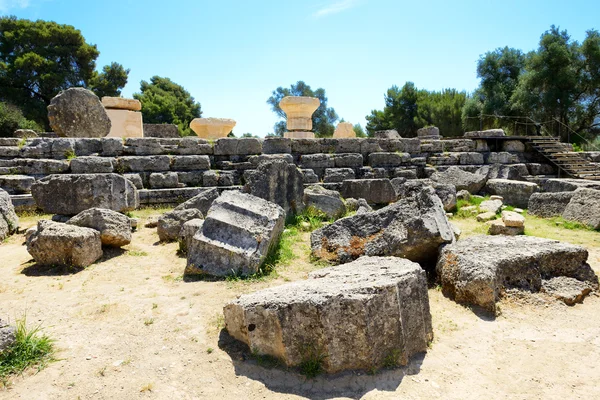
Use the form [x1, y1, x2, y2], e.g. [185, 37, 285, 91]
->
[1, 210, 599, 400]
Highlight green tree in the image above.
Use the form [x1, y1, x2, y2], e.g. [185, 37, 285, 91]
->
[367, 82, 466, 137]
[353, 123, 367, 137]
[133, 76, 202, 136]
[267, 81, 339, 137]
[0, 16, 128, 128]
[461, 47, 527, 133]
[0, 101, 42, 137]
[88, 62, 130, 98]
[512, 26, 600, 141]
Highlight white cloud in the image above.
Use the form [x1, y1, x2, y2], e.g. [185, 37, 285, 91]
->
[313, 0, 360, 18]
[0, 0, 31, 12]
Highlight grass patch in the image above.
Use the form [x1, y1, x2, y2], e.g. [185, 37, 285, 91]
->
[382, 348, 402, 369]
[287, 207, 329, 232]
[127, 250, 148, 257]
[298, 344, 327, 378]
[0, 318, 55, 386]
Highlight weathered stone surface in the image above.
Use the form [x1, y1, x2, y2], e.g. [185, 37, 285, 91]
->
[323, 168, 355, 183]
[456, 189, 471, 201]
[464, 129, 505, 138]
[174, 187, 220, 216]
[300, 154, 335, 169]
[487, 220, 524, 236]
[476, 212, 497, 222]
[541, 276, 596, 306]
[562, 188, 600, 229]
[333, 122, 356, 138]
[47, 88, 111, 138]
[502, 140, 526, 152]
[479, 199, 503, 214]
[0, 318, 16, 354]
[0, 175, 35, 194]
[13, 129, 38, 139]
[300, 169, 319, 184]
[157, 208, 204, 242]
[540, 178, 600, 193]
[430, 166, 487, 194]
[27, 220, 103, 267]
[478, 163, 530, 181]
[149, 172, 180, 189]
[178, 218, 204, 254]
[501, 210, 525, 228]
[0, 188, 19, 240]
[528, 192, 574, 218]
[392, 179, 456, 212]
[70, 156, 114, 174]
[312, 186, 454, 264]
[244, 160, 304, 216]
[101, 97, 141, 111]
[485, 179, 539, 208]
[368, 152, 410, 168]
[486, 152, 520, 164]
[143, 124, 180, 138]
[340, 179, 396, 205]
[262, 137, 292, 154]
[417, 126, 440, 139]
[224, 256, 433, 374]
[279, 96, 320, 131]
[345, 198, 372, 214]
[437, 235, 598, 312]
[106, 109, 143, 138]
[214, 138, 261, 155]
[116, 155, 171, 172]
[303, 185, 346, 219]
[374, 129, 400, 139]
[67, 208, 132, 247]
[31, 174, 139, 215]
[190, 118, 236, 139]
[186, 191, 286, 277]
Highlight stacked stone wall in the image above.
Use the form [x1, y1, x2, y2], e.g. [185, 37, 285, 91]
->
[0, 137, 555, 208]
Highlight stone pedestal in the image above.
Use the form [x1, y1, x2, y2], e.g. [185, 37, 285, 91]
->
[190, 118, 236, 139]
[283, 131, 315, 139]
[417, 126, 441, 140]
[333, 122, 356, 138]
[105, 109, 144, 138]
[279, 96, 320, 131]
[102, 97, 144, 138]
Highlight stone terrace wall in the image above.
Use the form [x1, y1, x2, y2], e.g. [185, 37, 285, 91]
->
[0, 137, 555, 207]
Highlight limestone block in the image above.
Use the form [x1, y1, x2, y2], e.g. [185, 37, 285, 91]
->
[437, 235, 597, 312]
[464, 129, 506, 138]
[333, 122, 356, 138]
[223, 257, 433, 374]
[284, 131, 315, 139]
[323, 168, 355, 183]
[105, 109, 143, 138]
[501, 210, 525, 228]
[143, 124, 179, 138]
[279, 96, 320, 131]
[102, 97, 142, 111]
[334, 153, 363, 168]
[190, 118, 236, 139]
[340, 179, 397, 204]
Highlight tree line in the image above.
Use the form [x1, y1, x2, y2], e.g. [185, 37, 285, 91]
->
[1, 17, 599, 144]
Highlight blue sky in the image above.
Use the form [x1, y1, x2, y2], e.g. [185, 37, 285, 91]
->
[2, 0, 599, 136]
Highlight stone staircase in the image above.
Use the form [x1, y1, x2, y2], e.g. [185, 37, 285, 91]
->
[529, 137, 600, 181]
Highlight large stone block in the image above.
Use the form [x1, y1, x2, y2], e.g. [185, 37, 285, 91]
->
[31, 173, 139, 215]
[303, 185, 346, 219]
[223, 256, 433, 374]
[334, 153, 363, 168]
[67, 208, 132, 247]
[27, 220, 103, 267]
[48, 88, 111, 138]
[0, 175, 35, 194]
[158, 208, 204, 242]
[430, 166, 487, 194]
[214, 138, 261, 155]
[149, 172, 180, 189]
[528, 192, 574, 218]
[70, 156, 114, 174]
[116, 155, 171, 172]
[105, 109, 144, 138]
[170, 155, 211, 171]
[143, 124, 180, 138]
[485, 179, 539, 208]
[102, 97, 142, 111]
[174, 187, 220, 216]
[244, 160, 304, 215]
[464, 129, 505, 138]
[300, 154, 335, 169]
[437, 235, 598, 312]
[262, 137, 292, 154]
[323, 168, 355, 183]
[562, 188, 600, 229]
[186, 191, 285, 277]
[312, 186, 454, 264]
[0, 188, 19, 241]
[340, 179, 396, 204]
[368, 152, 411, 168]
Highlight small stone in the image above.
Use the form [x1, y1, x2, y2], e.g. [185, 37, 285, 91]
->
[490, 195, 503, 201]
[477, 212, 497, 222]
[501, 211, 525, 228]
[479, 199, 503, 214]
[488, 220, 524, 236]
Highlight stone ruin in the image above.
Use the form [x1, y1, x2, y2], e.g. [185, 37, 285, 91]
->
[1, 91, 600, 377]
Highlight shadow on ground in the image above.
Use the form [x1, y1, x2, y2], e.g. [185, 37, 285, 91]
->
[218, 329, 422, 399]
[21, 261, 84, 276]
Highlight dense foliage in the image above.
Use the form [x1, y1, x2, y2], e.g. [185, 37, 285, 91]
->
[133, 76, 202, 136]
[0, 101, 42, 137]
[465, 26, 600, 143]
[0, 16, 128, 130]
[267, 81, 339, 137]
[366, 83, 466, 137]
